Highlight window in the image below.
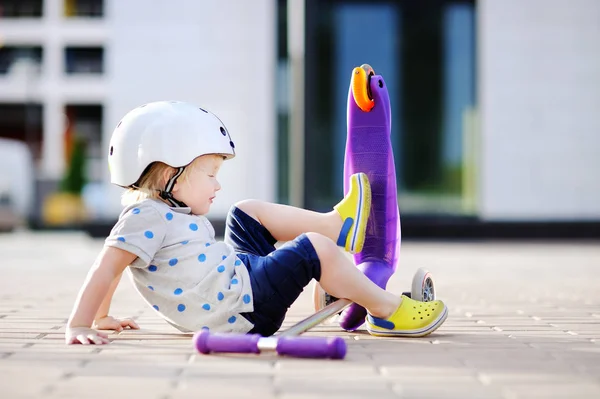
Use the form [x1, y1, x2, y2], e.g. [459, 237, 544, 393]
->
[64, 0, 103, 17]
[0, 46, 43, 75]
[0, 0, 43, 18]
[64, 47, 103, 74]
[64, 105, 103, 181]
[0, 103, 44, 161]
[304, 0, 476, 215]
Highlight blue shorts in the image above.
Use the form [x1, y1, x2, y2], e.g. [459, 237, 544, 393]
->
[224, 206, 322, 336]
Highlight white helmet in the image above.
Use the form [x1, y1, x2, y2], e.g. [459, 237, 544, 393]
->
[108, 101, 236, 188]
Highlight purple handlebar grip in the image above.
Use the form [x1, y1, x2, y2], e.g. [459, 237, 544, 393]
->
[276, 336, 346, 359]
[193, 329, 261, 354]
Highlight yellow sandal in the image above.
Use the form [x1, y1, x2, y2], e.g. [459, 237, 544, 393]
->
[366, 295, 448, 337]
[334, 173, 371, 254]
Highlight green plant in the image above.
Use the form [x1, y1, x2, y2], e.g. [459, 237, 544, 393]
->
[59, 137, 87, 195]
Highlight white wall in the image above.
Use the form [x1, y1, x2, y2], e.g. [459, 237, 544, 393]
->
[479, 0, 600, 220]
[104, 0, 276, 218]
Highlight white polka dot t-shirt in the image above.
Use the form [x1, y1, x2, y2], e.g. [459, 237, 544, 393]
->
[105, 199, 254, 333]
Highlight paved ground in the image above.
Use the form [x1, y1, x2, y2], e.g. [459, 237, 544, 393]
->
[0, 231, 599, 398]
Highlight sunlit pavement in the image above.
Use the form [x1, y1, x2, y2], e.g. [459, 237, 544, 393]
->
[1, 231, 599, 398]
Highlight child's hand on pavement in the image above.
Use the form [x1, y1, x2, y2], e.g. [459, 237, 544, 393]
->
[93, 316, 140, 332]
[65, 327, 110, 345]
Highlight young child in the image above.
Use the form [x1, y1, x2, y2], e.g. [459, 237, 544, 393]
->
[66, 101, 448, 345]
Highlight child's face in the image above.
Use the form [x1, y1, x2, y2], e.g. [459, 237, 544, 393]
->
[172, 155, 223, 215]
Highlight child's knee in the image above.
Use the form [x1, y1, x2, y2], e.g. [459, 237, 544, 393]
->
[305, 232, 337, 263]
[234, 199, 262, 218]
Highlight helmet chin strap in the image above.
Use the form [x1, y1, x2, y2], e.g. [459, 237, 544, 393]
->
[159, 167, 188, 208]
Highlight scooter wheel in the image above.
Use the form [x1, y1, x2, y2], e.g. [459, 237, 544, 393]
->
[411, 267, 436, 302]
[313, 282, 339, 312]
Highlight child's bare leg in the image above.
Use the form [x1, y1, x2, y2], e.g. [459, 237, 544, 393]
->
[305, 232, 400, 318]
[235, 173, 370, 254]
[236, 199, 343, 243]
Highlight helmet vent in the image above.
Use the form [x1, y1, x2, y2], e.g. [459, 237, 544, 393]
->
[116, 121, 122, 128]
[139, 104, 147, 108]
[230, 141, 235, 149]
[220, 127, 227, 136]
[109, 146, 114, 155]
[199, 108, 208, 113]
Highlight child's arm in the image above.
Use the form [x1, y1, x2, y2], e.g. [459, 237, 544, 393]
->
[91, 272, 139, 332]
[94, 272, 123, 320]
[66, 246, 137, 344]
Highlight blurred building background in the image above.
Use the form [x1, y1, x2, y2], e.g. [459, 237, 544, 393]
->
[0, 0, 598, 238]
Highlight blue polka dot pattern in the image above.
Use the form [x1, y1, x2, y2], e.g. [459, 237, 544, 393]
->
[202, 304, 211, 311]
[177, 304, 186, 312]
[148, 285, 154, 291]
[174, 288, 183, 295]
[198, 254, 206, 262]
[205, 243, 210, 247]
[144, 231, 154, 239]
[217, 292, 224, 301]
[169, 258, 178, 266]
[117, 236, 126, 242]
[153, 305, 159, 311]
[231, 278, 238, 285]
[222, 255, 227, 260]
[228, 316, 236, 324]
[132, 208, 140, 214]
[235, 260, 241, 266]
[189, 223, 198, 231]
[217, 265, 225, 273]
[181, 240, 189, 245]
[243, 294, 251, 304]
[165, 212, 173, 221]
[201, 326, 209, 331]
[148, 265, 158, 272]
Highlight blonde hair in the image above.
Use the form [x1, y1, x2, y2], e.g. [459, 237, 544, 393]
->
[121, 154, 224, 206]
[121, 161, 193, 206]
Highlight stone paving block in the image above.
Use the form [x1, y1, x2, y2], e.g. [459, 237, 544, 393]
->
[0, 364, 65, 397]
[4, 353, 91, 369]
[93, 351, 191, 363]
[503, 382, 600, 399]
[392, 383, 507, 399]
[371, 353, 465, 368]
[47, 376, 174, 399]
[380, 365, 479, 382]
[477, 371, 591, 385]
[274, 358, 378, 377]
[279, 394, 389, 399]
[172, 377, 276, 399]
[6, 343, 97, 354]
[75, 360, 183, 378]
[462, 359, 578, 375]
[187, 356, 274, 376]
[96, 346, 192, 356]
[0, 332, 43, 339]
[274, 376, 393, 397]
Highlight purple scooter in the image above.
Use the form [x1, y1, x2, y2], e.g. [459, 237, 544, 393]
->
[338, 64, 401, 330]
[314, 64, 435, 328]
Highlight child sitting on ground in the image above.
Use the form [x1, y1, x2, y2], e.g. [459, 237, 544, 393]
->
[65, 101, 448, 344]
